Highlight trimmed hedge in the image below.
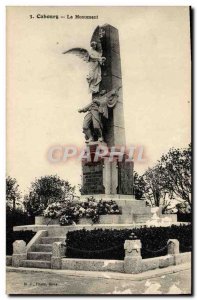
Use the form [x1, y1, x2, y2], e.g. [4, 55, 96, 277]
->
[177, 213, 192, 222]
[65, 224, 192, 260]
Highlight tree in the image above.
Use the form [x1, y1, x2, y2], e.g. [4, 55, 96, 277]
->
[6, 176, 21, 211]
[24, 175, 75, 216]
[141, 165, 172, 212]
[134, 144, 192, 213]
[159, 143, 191, 209]
[133, 171, 145, 200]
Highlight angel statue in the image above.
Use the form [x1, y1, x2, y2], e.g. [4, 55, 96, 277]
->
[63, 27, 106, 95]
[78, 88, 120, 143]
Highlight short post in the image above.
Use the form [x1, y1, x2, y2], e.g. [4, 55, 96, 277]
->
[124, 239, 142, 274]
[12, 240, 27, 267]
[167, 239, 179, 255]
[51, 241, 65, 269]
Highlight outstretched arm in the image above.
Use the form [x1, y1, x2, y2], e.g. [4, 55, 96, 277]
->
[78, 102, 92, 113]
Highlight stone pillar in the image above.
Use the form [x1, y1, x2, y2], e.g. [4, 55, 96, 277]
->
[51, 242, 65, 269]
[167, 239, 180, 255]
[111, 160, 118, 194]
[98, 24, 126, 147]
[103, 158, 118, 194]
[103, 157, 111, 194]
[124, 240, 142, 274]
[12, 240, 27, 267]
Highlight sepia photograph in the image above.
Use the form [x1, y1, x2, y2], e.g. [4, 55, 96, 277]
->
[6, 6, 192, 295]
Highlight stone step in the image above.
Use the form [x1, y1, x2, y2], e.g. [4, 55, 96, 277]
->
[121, 207, 151, 215]
[34, 244, 52, 252]
[134, 214, 152, 223]
[40, 237, 65, 244]
[99, 214, 134, 224]
[27, 252, 52, 261]
[115, 199, 147, 207]
[21, 260, 51, 269]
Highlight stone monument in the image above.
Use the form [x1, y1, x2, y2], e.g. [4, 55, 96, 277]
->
[64, 24, 152, 222]
[65, 24, 134, 198]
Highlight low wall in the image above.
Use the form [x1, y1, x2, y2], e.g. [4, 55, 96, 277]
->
[62, 258, 124, 272]
[50, 238, 191, 274]
[60, 252, 191, 273]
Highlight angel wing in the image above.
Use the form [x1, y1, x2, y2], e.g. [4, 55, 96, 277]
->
[62, 48, 89, 62]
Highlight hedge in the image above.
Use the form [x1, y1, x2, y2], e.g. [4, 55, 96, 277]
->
[177, 212, 192, 222]
[65, 224, 192, 260]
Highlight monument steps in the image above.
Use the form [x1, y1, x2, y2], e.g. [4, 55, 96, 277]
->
[20, 259, 51, 269]
[34, 244, 52, 252]
[27, 252, 52, 261]
[40, 237, 65, 244]
[19, 236, 65, 269]
[121, 208, 151, 215]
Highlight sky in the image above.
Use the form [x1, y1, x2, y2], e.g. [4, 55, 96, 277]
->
[6, 6, 191, 195]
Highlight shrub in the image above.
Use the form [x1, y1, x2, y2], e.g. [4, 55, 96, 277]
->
[43, 197, 121, 225]
[24, 175, 75, 217]
[6, 230, 35, 255]
[65, 224, 192, 260]
[177, 212, 192, 222]
[43, 202, 63, 219]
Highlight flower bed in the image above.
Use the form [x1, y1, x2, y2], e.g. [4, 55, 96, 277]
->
[65, 224, 192, 260]
[43, 197, 121, 225]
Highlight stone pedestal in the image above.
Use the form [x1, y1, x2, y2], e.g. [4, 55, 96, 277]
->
[124, 240, 142, 274]
[51, 242, 65, 269]
[167, 239, 180, 255]
[81, 143, 134, 196]
[81, 157, 134, 196]
[12, 240, 27, 267]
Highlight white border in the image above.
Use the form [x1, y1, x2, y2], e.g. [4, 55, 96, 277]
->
[1, 1, 195, 299]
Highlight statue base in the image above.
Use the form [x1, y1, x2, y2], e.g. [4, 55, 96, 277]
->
[80, 142, 134, 196]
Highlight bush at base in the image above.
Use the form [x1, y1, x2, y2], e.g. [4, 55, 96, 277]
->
[65, 224, 192, 260]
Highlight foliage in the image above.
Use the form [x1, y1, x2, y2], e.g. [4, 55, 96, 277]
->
[65, 224, 192, 260]
[134, 144, 191, 213]
[133, 171, 145, 200]
[43, 202, 63, 219]
[142, 165, 172, 212]
[176, 201, 191, 214]
[177, 212, 192, 222]
[43, 197, 121, 225]
[159, 144, 191, 208]
[23, 175, 75, 216]
[60, 197, 121, 225]
[6, 176, 22, 211]
[59, 201, 83, 225]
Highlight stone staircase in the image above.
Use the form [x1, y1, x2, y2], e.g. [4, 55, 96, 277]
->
[20, 236, 65, 269]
